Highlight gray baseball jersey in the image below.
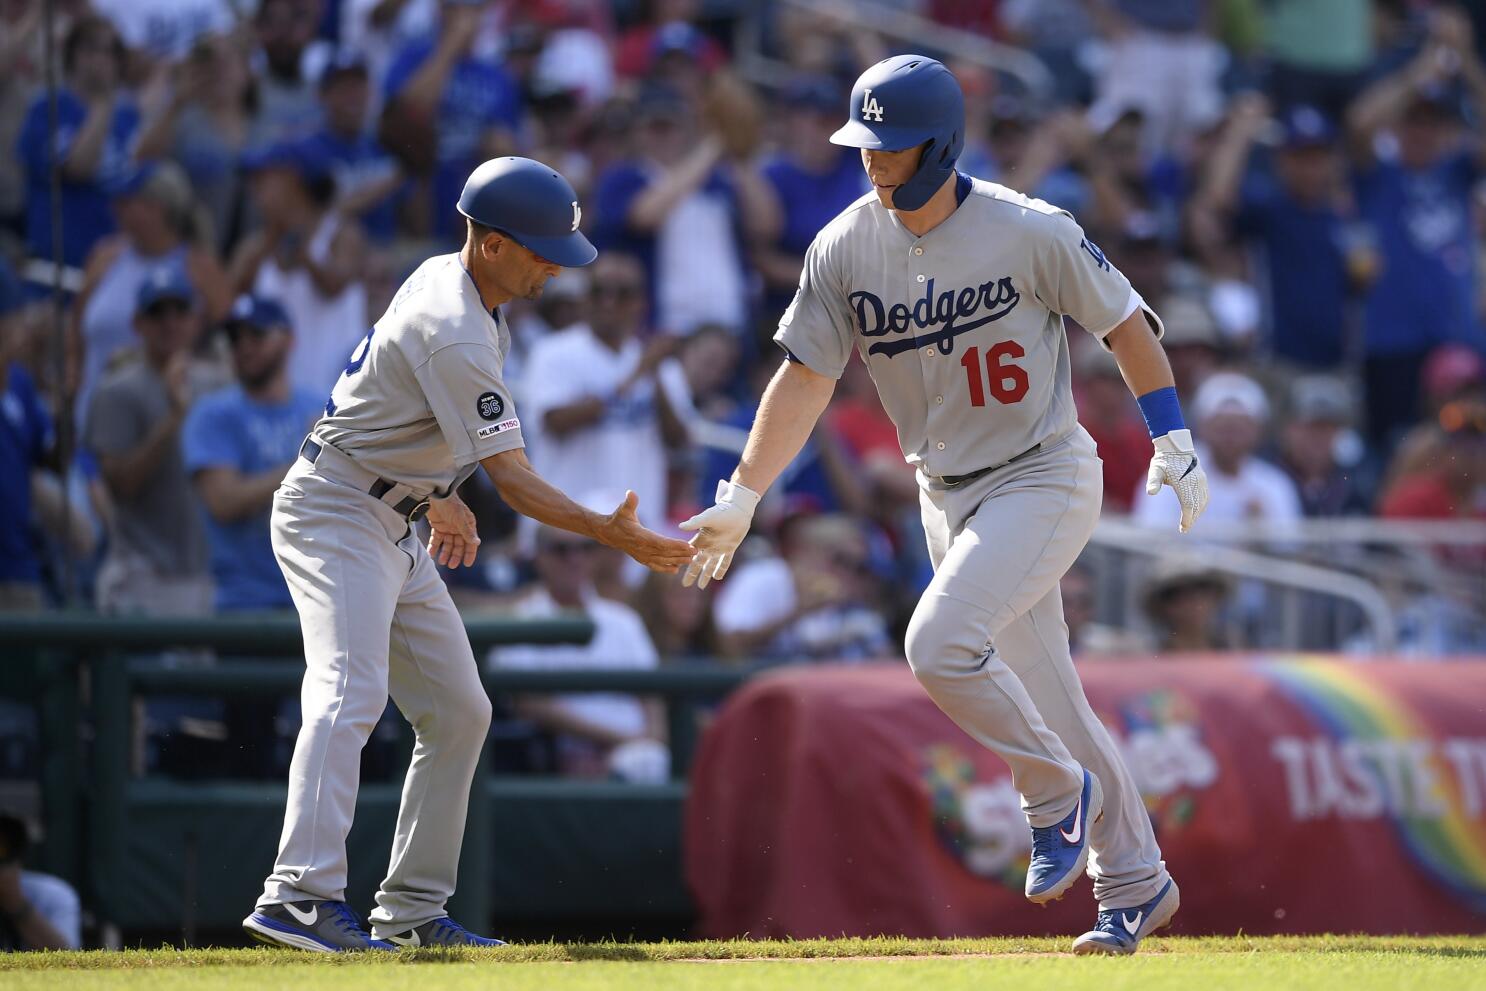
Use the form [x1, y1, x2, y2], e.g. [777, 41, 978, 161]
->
[776, 178, 1163, 477]
[257, 250, 507, 932]
[775, 175, 1173, 912]
[316, 253, 525, 496]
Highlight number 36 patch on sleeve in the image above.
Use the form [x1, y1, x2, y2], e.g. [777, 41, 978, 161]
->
[477, 391, 505, 420]
[477, 417, 520, 439]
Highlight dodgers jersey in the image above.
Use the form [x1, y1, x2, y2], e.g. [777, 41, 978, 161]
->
[316, 253, 525, 496]
[777, 176, 1164, 478]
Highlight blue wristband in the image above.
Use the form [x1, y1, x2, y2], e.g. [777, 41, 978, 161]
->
[1136, 386, 1186, 439]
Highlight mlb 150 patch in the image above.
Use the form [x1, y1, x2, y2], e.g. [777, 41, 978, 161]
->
[477, 392, 504, 420]
[477, 417, 520, 439]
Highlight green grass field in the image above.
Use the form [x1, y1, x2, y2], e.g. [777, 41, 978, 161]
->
[2, 936, 1482, 991]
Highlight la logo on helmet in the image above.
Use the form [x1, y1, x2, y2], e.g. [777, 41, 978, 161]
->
[571, 201, 581, 232]
[861, 88, 884, 122]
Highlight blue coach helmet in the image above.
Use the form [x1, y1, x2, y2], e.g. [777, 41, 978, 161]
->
[457, 157, 597, 268]
[830, 55, 965, 212]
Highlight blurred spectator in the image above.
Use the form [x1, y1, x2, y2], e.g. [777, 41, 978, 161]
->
[0, 0, 55, 243]
[1000, 0, 1096, 105]
[183, 296, 321, 611]
[1141, 555, 1236, 651]
[1074, 344, 1149, 515]
[1134, 370, 1303, 528]
[0, 260, 51, 611]
[972, 104, 1093, 216]
[229, 141, 368, 397]
[1151, 293, 1222, 400]
[1088, 0, 1226, 156]
[697, 358, 865, 519]
[71, 162, 230, 425]
[304, 52, 405, 242]
[84, 265, 211, 614]
[338, 0, 437, 93]
[1382, 343, 1486, 490]
[249, 0, 330, 146]
[754, 76, 867, 323]
[92, 0, 235, 64]
[1191, 98, 1367, 370]
[133, 33, 256, 251]
[1346, 6, 1486, 446]
[525, 7, 615, 112]
[636, 567, 718, 662]
[614, 1, 727, 80]
[491, 526, 668, 782]
[1277, 374, 1372, 517]
[1378, 396, 1486, 525]
[1261, 0, 1375, 122]
[520, 252, 690, 535]
[712, 514, 892, 663]
[677, 322, 741, 419]
[16, 14, 139, 268]
[1063, 562, 1144, 655]
[592, 82, 776, 338]
[0, 810, 78, 950]
[379, 0, 522, 241]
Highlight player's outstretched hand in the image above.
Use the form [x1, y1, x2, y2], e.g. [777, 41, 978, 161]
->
[1145, 429, 1210, 534]
[678, 479, 761, 589]
[599, 491, 694, 573]
[426, 493, 481, 567]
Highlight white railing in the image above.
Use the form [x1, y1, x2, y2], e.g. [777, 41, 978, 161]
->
[1086, 517, 1486, 656]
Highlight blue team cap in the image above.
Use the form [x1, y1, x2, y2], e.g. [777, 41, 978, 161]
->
[224, 294, 293, 335]
[135, 265, 195, 313]
[652, 21, 704, 60]
[240, 140, 334, 181]
[319, 49, 368, 87]
[1279, 104, 1335, 147]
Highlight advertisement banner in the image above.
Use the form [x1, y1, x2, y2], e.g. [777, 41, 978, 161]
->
[684, 659, 1486, 937]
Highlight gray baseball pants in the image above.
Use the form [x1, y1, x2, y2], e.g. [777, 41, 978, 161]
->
[907, 426, 1169, 909]
[257, 441, 491, 935]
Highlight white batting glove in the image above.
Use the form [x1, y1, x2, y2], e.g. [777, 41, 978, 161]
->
[1145, 429, 1209, 534]
[678, 479, 761, 589]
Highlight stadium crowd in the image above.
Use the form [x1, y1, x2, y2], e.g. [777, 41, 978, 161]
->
[1, 0, 1485, 784]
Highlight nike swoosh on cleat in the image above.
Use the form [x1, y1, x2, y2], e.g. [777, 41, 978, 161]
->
[385, 932, 420, 947]
[1122, 911, 1143, 935]
[1060, 793, 1084, 844]
[283, 903, 318, 926]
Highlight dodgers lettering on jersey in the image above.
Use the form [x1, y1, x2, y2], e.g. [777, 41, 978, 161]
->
[315, 254, 524, 496]
[777, 177, 1163, 478]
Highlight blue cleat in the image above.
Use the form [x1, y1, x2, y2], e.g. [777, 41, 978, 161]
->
[1025, 769, 1103, 904]
[380, 916, 506, 947]
[243, 900, 395, 952]
[1073, 878, 1181, 955]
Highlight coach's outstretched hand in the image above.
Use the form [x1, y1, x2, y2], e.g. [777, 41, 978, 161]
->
[598, 491, 695, 573]
[679, 479, 761, 589]
[426, 493, 481, 567]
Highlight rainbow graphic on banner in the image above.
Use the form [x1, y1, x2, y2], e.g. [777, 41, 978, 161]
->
[1261, 660, 1486, 913]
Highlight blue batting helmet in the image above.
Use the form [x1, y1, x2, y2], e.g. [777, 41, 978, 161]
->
[830, 55, 964, 212]
[457, 157, 597, 268]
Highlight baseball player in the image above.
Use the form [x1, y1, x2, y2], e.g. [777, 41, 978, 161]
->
[243, 157, 693, 952]
[681, 56, 1209, 955]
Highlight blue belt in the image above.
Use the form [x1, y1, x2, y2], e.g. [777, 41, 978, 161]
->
[299, 438, 430, 522]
